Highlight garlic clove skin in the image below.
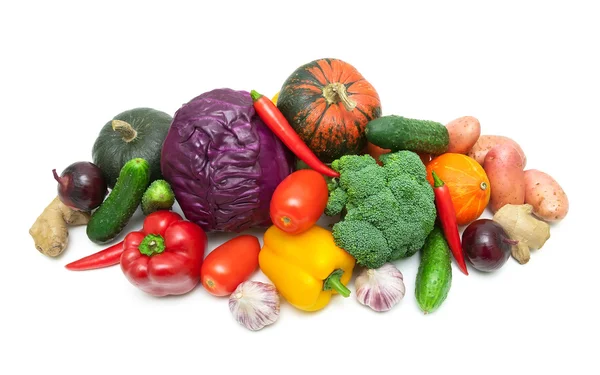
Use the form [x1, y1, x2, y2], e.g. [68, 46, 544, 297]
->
[355, 263, 405, 312]
[229, 281, 280, 331]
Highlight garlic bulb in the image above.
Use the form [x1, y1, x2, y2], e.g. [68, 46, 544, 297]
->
[355, 263, 405, 312]
[229, 281, 280, 331]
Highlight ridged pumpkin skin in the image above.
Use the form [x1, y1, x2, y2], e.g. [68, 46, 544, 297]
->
[277, 58, 382, 163]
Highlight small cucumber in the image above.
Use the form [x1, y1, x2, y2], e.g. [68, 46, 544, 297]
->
[86, 158, 150, 244]
[415, 226, 452, 314]
[366, 115, 449, 155]
[141, 179, 175, 215]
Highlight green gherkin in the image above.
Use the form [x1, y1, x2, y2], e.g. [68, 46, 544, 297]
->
[366, 115, 449, 155]
[87, 158, 151, 244]
[141, 180, 175, 216]
[415, 226, 453, 314]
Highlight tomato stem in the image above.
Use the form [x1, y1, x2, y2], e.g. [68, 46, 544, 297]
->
[280, 216, 292, 227]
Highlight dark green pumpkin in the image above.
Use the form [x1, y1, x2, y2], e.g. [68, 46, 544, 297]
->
[92, 108, 172, 188]
[277, 58, 382, 163]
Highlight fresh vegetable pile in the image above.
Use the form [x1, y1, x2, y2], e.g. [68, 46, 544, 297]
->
[30, 57, 569, 330]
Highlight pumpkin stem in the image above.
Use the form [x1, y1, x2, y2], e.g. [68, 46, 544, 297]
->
[322, 82, 357, 112]
[112, 120, 138, 143]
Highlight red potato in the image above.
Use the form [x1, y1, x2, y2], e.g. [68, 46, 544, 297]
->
[484, 144, 526, 213]
[524, 169, 569, 221]
[445, 116, 481, 154]
[468, 135, 527, 167]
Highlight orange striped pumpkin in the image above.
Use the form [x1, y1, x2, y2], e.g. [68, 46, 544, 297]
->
[277, 58, 381, 163]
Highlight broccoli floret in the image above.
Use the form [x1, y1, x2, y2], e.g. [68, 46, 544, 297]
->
[325, 187, 348, 216]
[332, 220, 391, 269]
[344, 187, 400, 230]
[332, 153, 376, 173]
[380, 150, 428, 183]
[333, 155, 387, 205]
[327, 151, 437, 269]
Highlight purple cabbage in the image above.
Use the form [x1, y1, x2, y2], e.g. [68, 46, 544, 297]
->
[161, 88, 295, 232]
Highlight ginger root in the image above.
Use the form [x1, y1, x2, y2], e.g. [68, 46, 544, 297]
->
[492, 204, 551, 264]
[29, 196, 91, 257]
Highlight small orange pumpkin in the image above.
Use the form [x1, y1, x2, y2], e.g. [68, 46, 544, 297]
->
[426, 153, 490, 225]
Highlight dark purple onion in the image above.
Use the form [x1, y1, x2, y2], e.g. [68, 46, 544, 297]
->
[53, 161, 108, 211]
[462, 219, 517, 272]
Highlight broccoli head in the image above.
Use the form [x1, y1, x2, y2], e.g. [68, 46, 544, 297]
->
[327, 150, 437, 268]
[332, 220, 391, 269]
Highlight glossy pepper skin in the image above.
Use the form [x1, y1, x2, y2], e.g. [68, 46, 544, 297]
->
[432, 171, 469, 275]
[259, 225, 355, 312]
[120, 211, 207, 297]
[250, 90, 340, 178]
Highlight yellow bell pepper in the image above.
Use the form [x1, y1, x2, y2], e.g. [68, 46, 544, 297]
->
[259, 225, 356, 312]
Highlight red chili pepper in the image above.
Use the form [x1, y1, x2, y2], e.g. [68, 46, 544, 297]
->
[65, 241, 124, 271]
[64, 210, 183, 271]
[120, 211, 207, 297]
[250, 90, 340, 178]
[432, 171, 469, 275]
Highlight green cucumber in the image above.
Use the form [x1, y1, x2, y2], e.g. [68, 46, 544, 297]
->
[415, 226, 452, 314]
[366, 115, 449, 155]
[141, 179, 175, 215]
[86, 158, 150, 244]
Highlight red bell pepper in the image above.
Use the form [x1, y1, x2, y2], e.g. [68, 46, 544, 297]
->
[120, 211, 208, 297]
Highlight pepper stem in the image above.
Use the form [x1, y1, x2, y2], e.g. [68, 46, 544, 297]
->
[432, 170, 445, 188]
[250, 90, 263, 102]
[323, 269, 351, 297]
[112, 120, 138, 143]
[138, 234, 166, 256]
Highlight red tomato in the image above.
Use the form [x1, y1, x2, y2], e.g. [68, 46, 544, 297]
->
[200, 235, 260, 297]
[270, 169, 329, 234]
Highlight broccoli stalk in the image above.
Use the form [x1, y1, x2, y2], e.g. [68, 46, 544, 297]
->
[326, 151, 437, 269]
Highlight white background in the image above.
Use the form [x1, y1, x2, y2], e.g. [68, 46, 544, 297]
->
[1, 1, 598, 374]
